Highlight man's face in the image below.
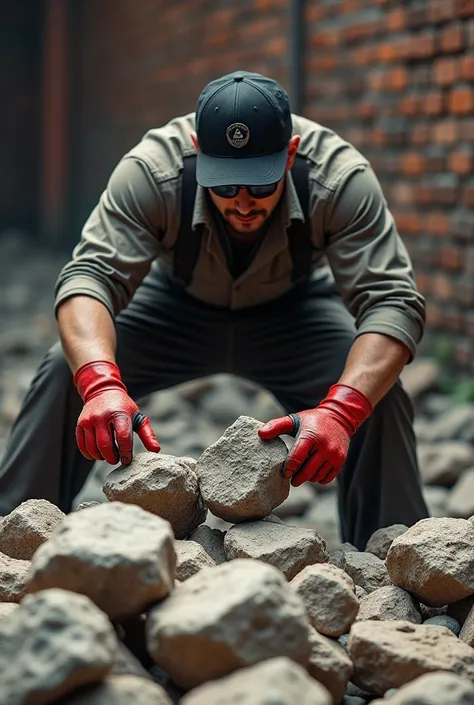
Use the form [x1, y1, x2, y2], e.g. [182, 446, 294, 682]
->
[207, 179, 286, 234]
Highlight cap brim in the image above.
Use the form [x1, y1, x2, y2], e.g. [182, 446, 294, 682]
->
[196, 147, 288, 188]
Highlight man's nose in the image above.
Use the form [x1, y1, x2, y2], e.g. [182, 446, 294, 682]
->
[234, 188, 254, 214]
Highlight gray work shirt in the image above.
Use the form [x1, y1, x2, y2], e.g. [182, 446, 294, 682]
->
[55, 113, 426, 358]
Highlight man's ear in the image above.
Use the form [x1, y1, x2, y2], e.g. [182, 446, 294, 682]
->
[286, 135, 301, 171]
[191, 132, 199, 151]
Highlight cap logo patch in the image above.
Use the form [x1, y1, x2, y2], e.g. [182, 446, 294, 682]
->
[226, 122, 250, 149]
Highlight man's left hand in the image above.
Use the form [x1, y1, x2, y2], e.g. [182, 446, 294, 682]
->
[258, 384, 373, 487]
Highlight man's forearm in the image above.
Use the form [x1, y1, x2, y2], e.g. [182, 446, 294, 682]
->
[57, 296, 117, 374]
[337, 332, 410, 406]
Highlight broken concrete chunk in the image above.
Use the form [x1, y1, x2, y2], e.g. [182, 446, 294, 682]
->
[146, 559, 311, 690]
[0, 499, 65, 560]
[0, 588, 117, 705]
[224, 519, 328, 580]
[369, 671, 474, 704]
[349, 619, 474, 695]
[338, 550, 390, 593]
[356, 586, 421, 624]
[175, 540, 216, 581]
[27, 502, 176, 620]
[365, 524, 408, 560]
[180, 657, 332, 705]
[103, 452, 207, 538]
[188, 525, 226, 564]
[386, 517, 474, 606]
[0, 552, 29, 602]
[57, 675, 173, 705]
[307, 626, 353, 703]
[290, 563, 359, 636]
[195, 416, 289, 522]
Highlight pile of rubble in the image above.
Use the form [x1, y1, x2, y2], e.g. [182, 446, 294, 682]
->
[2, 414, 474, 704]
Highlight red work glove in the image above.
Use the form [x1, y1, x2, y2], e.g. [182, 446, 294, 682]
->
[74, 360, 160, 466]
[258, 384, 373, 487]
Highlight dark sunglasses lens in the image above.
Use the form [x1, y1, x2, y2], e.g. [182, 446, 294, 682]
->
[211, 185, 238, 198]
[248, 183, 279, 198]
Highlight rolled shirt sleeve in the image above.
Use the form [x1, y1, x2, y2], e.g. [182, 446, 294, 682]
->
[54, 156, 165, 318]
[323, 165, 426, 360]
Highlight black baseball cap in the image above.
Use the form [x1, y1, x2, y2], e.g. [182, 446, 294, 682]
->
[195, 71, 293, 188]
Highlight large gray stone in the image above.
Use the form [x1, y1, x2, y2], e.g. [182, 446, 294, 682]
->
[0, 499, 65, 560]
[338, 551, 390, 594]
[386, 517, 474, 606]
[365, 524, 408, 560]
[307, 626, 353, 703]
[447, 469, 474, 518]
[180, 657, 331, 705]
[58, 675, 173, 705]
[418, 442, 474, 486]
[188, 525, 226, 564]
[370, 671, 474, 704]
[224, 519, 327, 580]
[175, 540, 216, 581]
[195, 416, 289, 522]
[290, 563, 359, 636]
[146, 559, 311, 689]
[0, 588, 117, 705]
[356, 586, 421, 624]
[103, 452, 207, 539]
[349, 620, 474, 696]
[0, 552, 29, 602]
[27, 502, 176, 620]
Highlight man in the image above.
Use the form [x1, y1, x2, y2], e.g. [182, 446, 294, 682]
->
[0, 71, 428, 549]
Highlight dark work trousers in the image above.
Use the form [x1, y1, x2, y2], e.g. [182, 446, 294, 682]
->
[0, 266, 429, 549]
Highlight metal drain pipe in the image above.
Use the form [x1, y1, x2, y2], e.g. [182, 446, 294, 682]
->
[289, 0, 305, 114]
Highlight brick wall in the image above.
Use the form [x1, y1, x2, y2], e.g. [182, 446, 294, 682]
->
[71, 0, 474, 369]
[0, 2, 42, 233]
[304, 0, 474, 370]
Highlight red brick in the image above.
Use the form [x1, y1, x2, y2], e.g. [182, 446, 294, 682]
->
[426, 302, 442, 327]
[387, 67, 408, 90]
[425, 151, 446, 172]
[468, 19, 474, 47]
[391, 183, 414, 206]
[400, 94, 420, 116]
[400, 153, 425, 176]
[411, 123, 431, 145]
[461, 181, 474, 206]
[458, 0, 474, 17]
[426, 212, 450, 236]
[428, 0, 458, 23]
[433, 56, 459, 84]
[377, 41, 399, 62]
[449, 148, 474, 174]
[449, 86, 474, 113]
[386, 7, 406, 31]
[353, 45, 375, 65]
[396, 212, 422, 234]
[459, 54, 474, 80]
[422, 90, 445, 115]
[357, 102, 376, 120]
[440, 22, 464, 53]
[437, 247, 462, 270]
[304, 4, 326, 22]
[415, 272, 431, 296]
[432, 119, 459, 144]
[432, 274, 453, 300]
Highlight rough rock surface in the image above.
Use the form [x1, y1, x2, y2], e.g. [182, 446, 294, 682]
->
[0, 499, 65, 560]
[27, 502, 176, 620]
[307, 626, 353, 703]
[418, 441, 474, 486]
[365, 524, 408, 560]
[386, 517, 474, 606]
[356, 586, 421, 624]
[195, 416, 289, 522]
[0, 603, 18, 618]
[188, 525, 226, 564]
[370, 671, 474, 704]
[58, 675, 173, 705]
[0, 552, 29, 602]
[75, 501, 101, 512]
[349, 619, 474, 695]
[460, 603, 474, 647]
[338, 551, 390, 593]
[447, 470, 474, 519]
[290, 563, 359, 636]
[0, 588, 117, 705]
[175, 540, 216, 581]
[328, 542, 358, 570]
[103, 453, 207, 538]
[180, 657, 332, 705]
[224, 519, 328, 580]
[146, 559, 311, 689]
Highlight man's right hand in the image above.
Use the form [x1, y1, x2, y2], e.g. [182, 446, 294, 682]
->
[74, 361, 160, 465]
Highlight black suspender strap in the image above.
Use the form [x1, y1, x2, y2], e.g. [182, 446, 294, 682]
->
[287, 154, 313, 283]
[173, 152, 313, 286]
[173, 155, 202, 286]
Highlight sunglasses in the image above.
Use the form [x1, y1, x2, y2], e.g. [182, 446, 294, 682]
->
[210, 182, 279, 199]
